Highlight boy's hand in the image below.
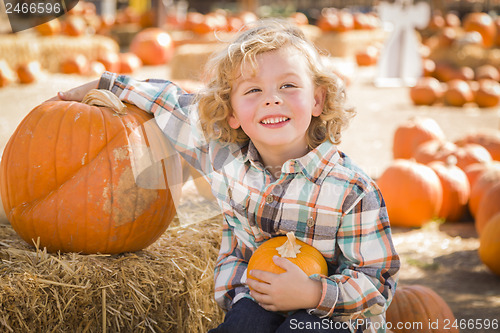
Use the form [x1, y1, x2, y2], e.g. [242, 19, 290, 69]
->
[46, 80, 99, 102]
[247, 255, 322, 312]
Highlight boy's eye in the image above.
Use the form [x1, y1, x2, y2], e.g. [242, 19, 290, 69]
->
[244, 88, 261, 94]
[281, 83, 296, 89]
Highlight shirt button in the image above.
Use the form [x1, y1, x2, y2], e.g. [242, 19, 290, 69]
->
[265, 195, 274, 204]
[307, 217, 315, 227]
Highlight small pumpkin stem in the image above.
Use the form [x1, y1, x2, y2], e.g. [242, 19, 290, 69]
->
[82, 89, 127, 115]
[445, 154, 458, 167]
[276, 232, 302, 258]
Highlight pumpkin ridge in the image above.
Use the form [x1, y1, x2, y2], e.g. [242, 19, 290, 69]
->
[1, 106, 45, 242]
[53, 102, 77, 251]
[36, 102, 71, 249]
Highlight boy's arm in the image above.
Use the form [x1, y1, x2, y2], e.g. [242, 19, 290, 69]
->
[101, 72, 211, 175]
[308, 183, 400, 320]
[213, 221, 253, 311]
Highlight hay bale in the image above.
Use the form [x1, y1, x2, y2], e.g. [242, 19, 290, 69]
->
[0, 34, 119, 72]
[314, 29, 388, 58]
[429, 43, 500, 69]
[169, 43, 225, 81]
[0, 214, 224, 332]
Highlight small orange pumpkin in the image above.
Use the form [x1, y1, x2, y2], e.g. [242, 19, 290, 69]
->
[409, 77, 443, 106]
[376, 159, 442, 227]
[386, 285, 458, 333]
[478, 213, 500, 276]
[130, 28, 175, 66]
[474, 79, 500, 108]
[0, 89, 180, 254]
[443, 79, 474, 107]
[247, 232, 328, 285]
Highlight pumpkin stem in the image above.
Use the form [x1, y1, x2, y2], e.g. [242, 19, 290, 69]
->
[445, 154, 458, 167]
[82, 89, 127, 115]
[276, 232, 302, 258]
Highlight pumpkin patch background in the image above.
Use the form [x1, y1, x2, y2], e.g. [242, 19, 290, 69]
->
[1, 1, 500, 331]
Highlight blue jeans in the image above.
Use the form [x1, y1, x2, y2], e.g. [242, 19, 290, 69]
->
[208, 298, 355, 333]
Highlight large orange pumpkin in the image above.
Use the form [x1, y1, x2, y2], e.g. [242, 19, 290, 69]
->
[247, 232, 328, 285]
[386, 285, 458, 333]
[392, 117, 446, 159]
[376, 159, 442, 227]
[478, 213, 500, 276]
[130, 28, 175, 66]
[0, 89, 180, 254]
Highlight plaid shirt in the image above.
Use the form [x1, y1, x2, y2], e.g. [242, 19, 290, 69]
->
[101, 72, 400, 332]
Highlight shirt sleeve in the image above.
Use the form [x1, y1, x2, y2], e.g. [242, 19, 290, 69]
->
[100, 72, 212, 175]
[308, 182, 400, 320]
[213, 220, 253, 311]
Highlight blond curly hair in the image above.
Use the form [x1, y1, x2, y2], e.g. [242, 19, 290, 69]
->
[196, 19, 355, 149]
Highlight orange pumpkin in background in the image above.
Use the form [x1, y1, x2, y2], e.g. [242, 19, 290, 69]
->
[97, 50, 120, 73]
[130, 28, 175, 65]
[118, 52, 143, 73]
[468, 162, 500, 218]
[474, 79, 500, 108]
[247, 232, 328, 286]
[35, 18, 62, 36]
[60, 54, 89, 75]
[456, 130, 500, 161]
[0, 90, 181, 254]
[386, 285, 458, 333]
[443, 79, 474, 107]
[478, 213, 500, 276]
[355, 45, 379, 67]
[475, 182, 500, 235]
[392, 116, 446, 159]
[428, 157, 470, 222]
[463, 12, 497, 48]
[16, 61, 43, 84]
[376, 159, 443, 227]
[409, 76, 443, 106]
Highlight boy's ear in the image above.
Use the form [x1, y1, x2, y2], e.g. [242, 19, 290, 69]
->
[228, 114, 241, 129]
[312, 86, 326, 117]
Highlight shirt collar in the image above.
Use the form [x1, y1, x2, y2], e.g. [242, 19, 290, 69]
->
[287, 140, 339, 184]
[229, 139, 339, 184]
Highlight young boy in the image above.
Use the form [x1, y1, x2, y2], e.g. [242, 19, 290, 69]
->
[58, 19, 399, 332]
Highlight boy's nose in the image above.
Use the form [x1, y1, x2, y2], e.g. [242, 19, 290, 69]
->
[264, 96, 282, 106]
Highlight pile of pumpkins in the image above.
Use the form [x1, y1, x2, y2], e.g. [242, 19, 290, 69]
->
[376, 116, 500, 276]
[0, 50, 143, 87]
[0, 1, 151, 86]
[410, 11, 500, 107]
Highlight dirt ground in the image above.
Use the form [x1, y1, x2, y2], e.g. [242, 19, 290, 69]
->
[0, 62, 499, 332]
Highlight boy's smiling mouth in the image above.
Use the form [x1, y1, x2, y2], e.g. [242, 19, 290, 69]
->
[260, 116, 290, 125]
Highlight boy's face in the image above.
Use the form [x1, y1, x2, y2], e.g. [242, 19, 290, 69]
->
[229, 47, 325, 157]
